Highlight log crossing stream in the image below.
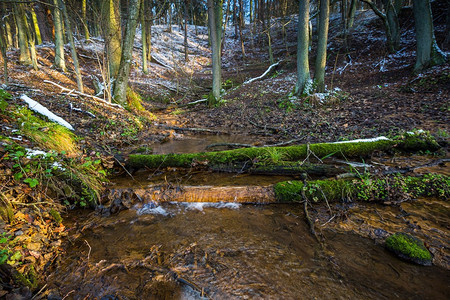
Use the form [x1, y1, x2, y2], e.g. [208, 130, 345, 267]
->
[46, 135, 450, 299]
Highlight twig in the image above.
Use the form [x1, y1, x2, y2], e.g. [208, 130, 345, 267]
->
[320, 215, 336, 227]
[84, 240, 91, 262]
[62, 290, 75, 300]
[31, 283, 47, 300]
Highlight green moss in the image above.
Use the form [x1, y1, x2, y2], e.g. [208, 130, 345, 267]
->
[49, 209, 62, 225]
[385, 233, 432, 265]
[128, 135, 440, 170]
[274, 174, 449, 203]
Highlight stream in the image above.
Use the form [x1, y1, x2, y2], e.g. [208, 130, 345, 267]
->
[45, 135, 450, 299]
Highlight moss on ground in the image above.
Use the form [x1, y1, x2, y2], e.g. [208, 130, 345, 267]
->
[128, 134, 440, 169]
[385, 233, 432, 265]
[274, 174, 449, 203]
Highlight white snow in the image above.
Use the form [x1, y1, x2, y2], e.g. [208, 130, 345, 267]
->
[25, 149, 47, 158]
[333, 136, 390, 144]
[181, 202, 241, 211]
[20, 95, 74, 131]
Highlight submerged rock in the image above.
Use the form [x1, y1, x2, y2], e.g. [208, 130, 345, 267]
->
[385, 233, 432, 266]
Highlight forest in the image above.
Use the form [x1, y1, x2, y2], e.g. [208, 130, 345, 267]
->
[0, 0, 449, 298]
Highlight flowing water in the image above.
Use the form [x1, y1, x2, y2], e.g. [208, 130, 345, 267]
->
[46, 203, 449, 299]
[46, 138, 450, 299]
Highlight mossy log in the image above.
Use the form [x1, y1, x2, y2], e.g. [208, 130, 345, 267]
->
[128, 134, 440, 170]
[274, 174, 449, 203]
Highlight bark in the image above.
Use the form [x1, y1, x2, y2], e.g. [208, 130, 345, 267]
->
[140, 0, 148, 74]
[238, 0, 246, 59]
[112, 0, 141, 104]
[13, 3, 32, 66]
[348, 0, 357, 28]
[103, 0, 122, 79]
[82, 0, 90, 40]
[184, 0, 189, 62]
[207, 0, 223, 105]
[52, 0, 66, 70]
[59, 0, 84, 92]
[295, 0, 312, 96]
[0, 22, 8, 84]
[314, 0, 330, 92]
[413, 0, 446, 72]
[31, 6, 42, 45]
[145, 0, 153, 62]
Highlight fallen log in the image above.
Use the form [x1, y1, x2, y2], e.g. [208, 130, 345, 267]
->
[274, 174, 449, 203]
[128, 133, 440, 170]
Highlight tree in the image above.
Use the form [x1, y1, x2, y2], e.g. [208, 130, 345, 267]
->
[59, 0, 83, 92]
[13, 3, 32, 66]
[413, 0, 446, 72]
[140, 0, 149, 74]
[82, 0, 90, 40]
[207, 0, 223, 104]
[52, 0, 66, 70]
[314, 0, 329, 92]
[295, 0, 312, 96]
[103, 0, 122, 79]
[113, 0, 141, 104]
[361, 0, 402, 53]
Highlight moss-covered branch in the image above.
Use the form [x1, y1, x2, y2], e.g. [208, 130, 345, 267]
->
[128, 133, 440, 169]
[274, 174, 449, 203]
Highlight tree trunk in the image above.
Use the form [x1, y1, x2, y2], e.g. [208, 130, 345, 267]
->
[13, 3, 32, 66]
[221, 0, 231, 54]
[238, 0, 246, 59]
[113, 0, 141, 104]
[184, 0, 189, 62]
[348, 0, 357, 28]
[315, 0, 330, 92]
[103, 0, 122, 79]
[82, 0, 90, 40]
[145, 0, 153, 63]
[140, 0, 148, 74]
[0, 21, 8, 84]
[59, 0, 84, 92]
[207, 0, 223, 105]
[413, 0, 446, 72]
[295, 0, 311, 96]
[52, 0, 66, 70]
[31, 6, 42, 45]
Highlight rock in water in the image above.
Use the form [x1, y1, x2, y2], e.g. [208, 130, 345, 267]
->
[385, 232, 432, 266]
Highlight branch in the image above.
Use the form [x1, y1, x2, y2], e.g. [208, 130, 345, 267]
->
[44, 80, 124, 109]
[360, 0, 386, 19]
[242, 61, 280, 85]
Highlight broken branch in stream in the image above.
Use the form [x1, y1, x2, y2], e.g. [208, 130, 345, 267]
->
[156, 124, 228, 134]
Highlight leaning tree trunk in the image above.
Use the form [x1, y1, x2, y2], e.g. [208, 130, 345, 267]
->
[348, 0, 357, 28]
[184, 0, 189, 62]
[13, 3, 32, 66]
[207, 0, 223, 105]
[295, 0, 312, 96]
[59, 0, 84, 92]
[52, 0, 66, 70]
[413, 0, 446, 72]
[112, 0, 141, 104]
[314, 0, 330, 92]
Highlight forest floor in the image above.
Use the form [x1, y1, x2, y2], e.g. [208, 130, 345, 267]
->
[0, 3, 449, 298]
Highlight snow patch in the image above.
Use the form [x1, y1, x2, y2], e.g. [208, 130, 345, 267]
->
[333, 136, 390, 144]
[20, 95, 74, 131]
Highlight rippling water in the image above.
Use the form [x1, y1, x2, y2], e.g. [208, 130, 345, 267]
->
[46, 204, 449, 299]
